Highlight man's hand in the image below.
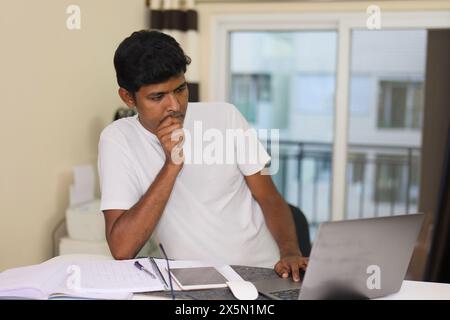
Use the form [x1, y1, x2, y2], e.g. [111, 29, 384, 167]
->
[244, 173, 309, 283]
[156, 115, 185, 170]
[274, 255, 309, 282]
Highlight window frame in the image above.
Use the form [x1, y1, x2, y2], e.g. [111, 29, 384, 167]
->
[210, 10, 450, 221]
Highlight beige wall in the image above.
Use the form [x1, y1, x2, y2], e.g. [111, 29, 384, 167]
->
[0, 0, 147, 271]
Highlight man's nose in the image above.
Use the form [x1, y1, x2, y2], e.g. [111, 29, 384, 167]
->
[166, 92, 181, 112]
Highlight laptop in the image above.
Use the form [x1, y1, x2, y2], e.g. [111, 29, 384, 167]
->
[253, 213, 424, 300]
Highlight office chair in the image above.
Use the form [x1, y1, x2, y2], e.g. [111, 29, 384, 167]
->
[288, 204, 312, 257]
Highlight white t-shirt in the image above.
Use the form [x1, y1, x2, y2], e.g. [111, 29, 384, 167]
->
[98, 102, 280, 267]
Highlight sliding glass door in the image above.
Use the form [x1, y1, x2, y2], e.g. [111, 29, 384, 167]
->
[346, 29, 426, 219]
[229, 31, 337, 237]
[211, 11, 450, 239]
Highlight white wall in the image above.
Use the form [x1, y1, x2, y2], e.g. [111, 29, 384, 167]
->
[0, 0, 147, 271]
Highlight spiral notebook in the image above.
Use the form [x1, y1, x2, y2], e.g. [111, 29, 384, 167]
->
[0, 254, 132, 300]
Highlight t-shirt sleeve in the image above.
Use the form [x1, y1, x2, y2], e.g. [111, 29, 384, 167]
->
[228, 104, 271, 176]
[98, 136, 142, 211]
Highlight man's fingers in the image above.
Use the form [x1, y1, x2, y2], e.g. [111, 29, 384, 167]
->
[157, 123, 182, 139]
[159, 129, 184, 147]
[290, 263, 301, 282]
[275, 257, 310, 281]
[157, 116, 174, 131]
[274, 262, 290, 278]
[157, 121, 181, 136]
[160, 134, 172, 145]
[158, 115, 183, 131]
[161, 137, 184, 152]
[301, 258, 309, 269]
[302, 260, 308, 269]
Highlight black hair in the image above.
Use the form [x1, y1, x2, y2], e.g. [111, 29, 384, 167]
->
[113, 30, 191, 93]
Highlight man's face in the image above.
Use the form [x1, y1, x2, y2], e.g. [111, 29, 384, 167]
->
[120, 73, 189, 134]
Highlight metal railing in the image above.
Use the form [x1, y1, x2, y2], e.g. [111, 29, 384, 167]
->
[268, 140, 421, 228]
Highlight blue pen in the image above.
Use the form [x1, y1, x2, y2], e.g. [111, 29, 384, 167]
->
[134, 261, 156, 279]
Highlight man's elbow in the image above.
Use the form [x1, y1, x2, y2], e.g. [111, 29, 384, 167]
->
[111, 250, 134, 260]
[107, 239, 135, 260]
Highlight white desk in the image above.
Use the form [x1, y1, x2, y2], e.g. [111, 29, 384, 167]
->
[375, 280, 450, 300]
[133, 280, 450, 300]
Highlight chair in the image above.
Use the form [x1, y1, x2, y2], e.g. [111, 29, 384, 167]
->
[288, 204, 312, 257]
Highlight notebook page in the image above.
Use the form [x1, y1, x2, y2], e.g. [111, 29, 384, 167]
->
[40, 254, 113, 297]
[46, 263, 132, 300]
[0, 254, 124, 299]
[75, 258, 165, 293]
[0, 259, 69, 299]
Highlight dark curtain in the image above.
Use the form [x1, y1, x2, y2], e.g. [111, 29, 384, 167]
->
[422, 29, 450, 283]
[425, 124, 450, 282]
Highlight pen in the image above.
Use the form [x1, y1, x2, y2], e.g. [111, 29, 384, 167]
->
[149, 257, 169, 289]
[134, 261, 156, 279]
[159, 243, 175, 300]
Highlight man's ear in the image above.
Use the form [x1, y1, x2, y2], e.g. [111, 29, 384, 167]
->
[118, 88, 136, 108]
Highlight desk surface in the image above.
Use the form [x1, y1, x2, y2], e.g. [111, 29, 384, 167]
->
[376, 280, 450, 300]
[135, 265, 276, 300]
[134, 265, 450, 300]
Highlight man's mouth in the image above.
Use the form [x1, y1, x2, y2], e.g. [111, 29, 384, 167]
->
[159, 112, 185, 124]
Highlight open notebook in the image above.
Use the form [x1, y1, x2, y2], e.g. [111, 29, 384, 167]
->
[0, 254, 244, 299]
[0, 255, 146, 299]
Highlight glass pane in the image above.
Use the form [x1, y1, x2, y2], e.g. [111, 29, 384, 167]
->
[229, 31, 337, 238]
[346, 30, 427, 219]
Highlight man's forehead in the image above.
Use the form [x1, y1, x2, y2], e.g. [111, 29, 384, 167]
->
[139, 75, 186, 94]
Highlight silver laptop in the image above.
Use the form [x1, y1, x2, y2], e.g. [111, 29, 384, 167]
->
[254, 213, 424, 300]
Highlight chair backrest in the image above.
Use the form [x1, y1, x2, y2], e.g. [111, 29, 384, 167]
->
[288, 204, 312, 257]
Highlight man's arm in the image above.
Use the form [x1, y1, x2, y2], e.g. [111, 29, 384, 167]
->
[244, 172, 308, 281]
[103, 116, 184, 260]
[103, 163, 180, 260]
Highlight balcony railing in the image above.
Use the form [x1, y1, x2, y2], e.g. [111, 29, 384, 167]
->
[267, 141, 421, 231]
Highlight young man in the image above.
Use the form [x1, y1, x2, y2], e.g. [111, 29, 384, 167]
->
[98, 30, 308, 281]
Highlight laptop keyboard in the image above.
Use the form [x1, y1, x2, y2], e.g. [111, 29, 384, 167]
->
[269, 288, 301, 300]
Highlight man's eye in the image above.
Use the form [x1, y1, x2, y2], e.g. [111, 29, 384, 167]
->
[176, 86, 186, 93]
[150, 95, 163, 101]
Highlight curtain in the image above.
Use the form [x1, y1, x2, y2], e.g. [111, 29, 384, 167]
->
[419, 30, 450, 283]
[424, 123, 450, 283]
[149, 0, 200, 102]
